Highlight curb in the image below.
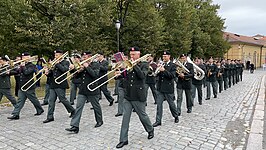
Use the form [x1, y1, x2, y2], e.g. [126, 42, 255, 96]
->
[246, 75, 265, 149]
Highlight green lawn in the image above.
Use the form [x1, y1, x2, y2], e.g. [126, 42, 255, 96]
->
[0, 72, 115, 104]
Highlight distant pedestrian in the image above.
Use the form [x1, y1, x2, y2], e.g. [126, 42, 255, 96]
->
[250, 63, 255, 73]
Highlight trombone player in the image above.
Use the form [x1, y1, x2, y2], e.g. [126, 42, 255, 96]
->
[115, 47, 154, 149]
[43, 50, 75, 123]
[97, 52, 115, 106]
[65, 51, 103, 133]
[69, 54, 82, 105]
[0, 56, 18, 114]
[7, 52, 44, 120]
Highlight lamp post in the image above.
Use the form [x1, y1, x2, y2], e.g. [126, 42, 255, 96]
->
[115, 20, 121, 52]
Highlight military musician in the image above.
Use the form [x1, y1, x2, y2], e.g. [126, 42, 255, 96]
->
[221, 59, 229, 90]
[0, 56, 18, 113]
[153, 51, 179, 127]
[115, 47, 154, 149]
[114, 55, 128, 117]
[145, 55, 158, 104]
[43, 50, 75, 123]
[97, 52, 115, 106]
[176, 54, 194, 114]
[65, 52, 103, 133]
[191, 58, 206, 105]
[69, 54, 82, 105]
[205, 57, 218, 100]
[216, 61, 224, 93]
[8, 52, 44, 120]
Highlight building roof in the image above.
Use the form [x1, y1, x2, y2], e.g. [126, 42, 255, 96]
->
[223, 32, 266, 47]
[253, 34, 265, 38]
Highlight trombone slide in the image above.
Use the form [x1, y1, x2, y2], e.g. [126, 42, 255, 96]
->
[20, 68, 46, 92]
[87, 54, 151, 91]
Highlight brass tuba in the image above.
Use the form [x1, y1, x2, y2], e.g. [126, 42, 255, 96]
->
[174, 59, 190, 74]
[187, 57, 205, 80]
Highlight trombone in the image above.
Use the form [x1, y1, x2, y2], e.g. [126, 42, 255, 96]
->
[21, 52, 68, 92]
[0, 55, 38, 76]
[87, 54, 151, 91]
[54, 54, 100, 85]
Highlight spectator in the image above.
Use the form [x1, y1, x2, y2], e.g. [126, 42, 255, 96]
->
[36, 60, 43, 87]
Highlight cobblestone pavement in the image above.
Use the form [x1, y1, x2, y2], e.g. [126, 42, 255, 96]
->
[0, 70, 265, 150]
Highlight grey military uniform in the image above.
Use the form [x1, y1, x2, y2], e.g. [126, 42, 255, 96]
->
[156, 61, 179, 123]
[0, 65, 18, 112]
[70, 62, 102, 128]
[119, 61, 153, 142]
[46, 60, 75, 120]
[69, 72, 81, 105]
[115, 68, 127, 115]
[206, 63, 218, 99]
[12, 62, 44, 116]
[98, 59, 114, 103]
[176, 61, 194, 113]
[191, 64, 206, 105]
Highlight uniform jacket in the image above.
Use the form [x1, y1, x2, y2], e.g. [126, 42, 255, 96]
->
[115, 68, 127, 88]
[0, 64, 14, 89]
[98, 59, 109, 84]
[146, 61, 157, 84]
[12, 62, 36, 91]
[227, 63, 232, 76]
[47, 59, 70, 89]
[156, 61, 176, 93]
[124, 61, 148, 102]
[230, 63, 236, 76]
[46, 75, 52, 85]
[192, 64, 206, 85]
[77, 62, 100, 96]
[176, 62, 194, 89]
[222, 63, 229, 78]
[236, 63, 242, 74]
[240, 63, 244, 73]
[216, 65, 224, 81]
[206, 63, 218, 82]
[70, 69, 82, 85]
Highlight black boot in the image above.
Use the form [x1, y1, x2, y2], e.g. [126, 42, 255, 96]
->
[65, 126, 79, 133]
[7, 115, 19, 120]
[116, 141, 128, 148]
[148, 129, 154, 139]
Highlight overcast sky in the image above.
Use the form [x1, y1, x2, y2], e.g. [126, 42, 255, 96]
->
[212, 0, 266, 36]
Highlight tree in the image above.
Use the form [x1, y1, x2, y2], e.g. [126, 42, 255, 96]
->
[0, 0, 230, 59]
[159, 0, 195, 57]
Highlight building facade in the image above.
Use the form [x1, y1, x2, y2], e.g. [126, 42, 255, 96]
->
[224, 32, 266, 68]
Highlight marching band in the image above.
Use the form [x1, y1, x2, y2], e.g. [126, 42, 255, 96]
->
[0, 47, 245, 148]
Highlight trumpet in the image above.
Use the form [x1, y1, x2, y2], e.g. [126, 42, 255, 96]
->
[21, 52, 68, 92]
[87, 54, 151, 91]
[154, 61, 164, 76]
[54, 54, 100, 85]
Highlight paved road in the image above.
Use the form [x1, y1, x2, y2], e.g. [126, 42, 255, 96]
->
[0, 70, 264, 150]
